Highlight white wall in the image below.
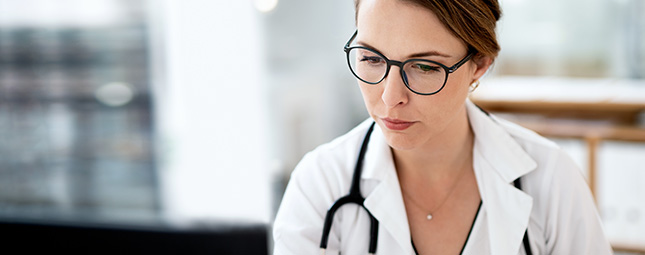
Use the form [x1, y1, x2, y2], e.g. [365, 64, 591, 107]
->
[149, 0, 273, 224]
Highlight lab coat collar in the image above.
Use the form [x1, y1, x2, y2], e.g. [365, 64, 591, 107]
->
[362, 123, 414, 254]
[466, 98, 537, 255]
[358, 99, 538, 254]
[358, 99, 538, 182]
[465, 99, 537, 183]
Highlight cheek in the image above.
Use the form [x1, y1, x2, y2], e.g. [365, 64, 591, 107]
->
[358, 82, 382, 111]
[441, 74, 471, 103]
[415, 78, 469, 121]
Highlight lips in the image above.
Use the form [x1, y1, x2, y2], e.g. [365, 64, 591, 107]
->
[381, 117, 415, 131]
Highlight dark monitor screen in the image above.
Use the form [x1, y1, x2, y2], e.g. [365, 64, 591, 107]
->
[1, 218, 269, 254]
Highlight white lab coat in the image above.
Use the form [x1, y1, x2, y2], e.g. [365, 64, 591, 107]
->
[273, 99, 613, 255]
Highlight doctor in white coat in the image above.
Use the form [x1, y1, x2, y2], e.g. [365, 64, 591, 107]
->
[273, 0, 613, 254]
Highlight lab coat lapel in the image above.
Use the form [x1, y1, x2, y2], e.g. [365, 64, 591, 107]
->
[356, 100, 538, 255]
[467, 99, 537, 255]
[474, 150, 533, 255]
[362, 124, 414, 254]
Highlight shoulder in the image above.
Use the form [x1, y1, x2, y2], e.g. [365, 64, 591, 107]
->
[492, 115, 559, 152]
[492, 115, 572, 178]
[481, 113, 590, 214]
[490, 114, 581, 191]
[491, 115, 611, 253]
[273, 119, 376, 253]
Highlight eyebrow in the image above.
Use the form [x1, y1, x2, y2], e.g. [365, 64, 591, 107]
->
[356, 40, 452, 59]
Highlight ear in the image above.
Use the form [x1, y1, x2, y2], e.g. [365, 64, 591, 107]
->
[471, 55, 493, 82]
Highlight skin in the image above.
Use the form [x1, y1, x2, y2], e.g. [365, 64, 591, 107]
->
[354, 0, 493, 253]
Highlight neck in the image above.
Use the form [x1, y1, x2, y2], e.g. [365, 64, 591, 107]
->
[393, 105, 474, 182]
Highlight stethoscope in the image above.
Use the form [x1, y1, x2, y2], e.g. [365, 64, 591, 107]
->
[319, 122, 378, 255]
[318, 119, 533, 255]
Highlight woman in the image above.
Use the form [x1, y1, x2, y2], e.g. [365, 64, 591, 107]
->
[273, 0, 613, 254]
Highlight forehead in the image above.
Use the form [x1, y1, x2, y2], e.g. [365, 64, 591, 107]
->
[355, 0, 466, 58]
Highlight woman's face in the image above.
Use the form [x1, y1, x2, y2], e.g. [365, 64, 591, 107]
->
[354, 0, 490, 151]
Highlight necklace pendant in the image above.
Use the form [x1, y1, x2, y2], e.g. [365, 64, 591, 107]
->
[426, 214, 433, 220]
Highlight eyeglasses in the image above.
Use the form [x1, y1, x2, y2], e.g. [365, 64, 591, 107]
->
[344, 30, 474, 95]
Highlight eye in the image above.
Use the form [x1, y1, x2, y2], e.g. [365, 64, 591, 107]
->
[360, 55, 385, 65]
[412, 63, 441, 72]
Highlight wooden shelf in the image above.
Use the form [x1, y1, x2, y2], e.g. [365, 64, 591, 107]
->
[473, 99, 645, 125]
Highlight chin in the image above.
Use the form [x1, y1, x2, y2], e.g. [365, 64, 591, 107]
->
[382, 130, 420, 151]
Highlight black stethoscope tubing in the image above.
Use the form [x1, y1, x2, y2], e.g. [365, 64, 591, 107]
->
[318, 120, 532, 255]
[319, 122, 378, 254]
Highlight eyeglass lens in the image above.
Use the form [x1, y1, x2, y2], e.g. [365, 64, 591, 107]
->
[348, 47, 447, 94]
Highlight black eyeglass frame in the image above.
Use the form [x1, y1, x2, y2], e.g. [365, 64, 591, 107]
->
[344, 30, 475, 96]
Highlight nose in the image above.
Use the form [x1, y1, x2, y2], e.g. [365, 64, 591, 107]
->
[381, 65, 409, 108]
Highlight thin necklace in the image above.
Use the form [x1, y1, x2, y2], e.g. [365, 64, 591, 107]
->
[401, 165, 469, 221]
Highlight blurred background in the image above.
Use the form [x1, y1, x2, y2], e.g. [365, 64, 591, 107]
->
[0, 0, 643, 253]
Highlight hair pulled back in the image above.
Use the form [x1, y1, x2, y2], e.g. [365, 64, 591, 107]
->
[354, 0, 502, 59]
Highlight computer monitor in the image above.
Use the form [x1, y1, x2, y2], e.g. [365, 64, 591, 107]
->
[1, 217, 269, 254]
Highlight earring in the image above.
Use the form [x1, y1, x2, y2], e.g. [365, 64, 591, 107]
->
[470, 80, 480, 92]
